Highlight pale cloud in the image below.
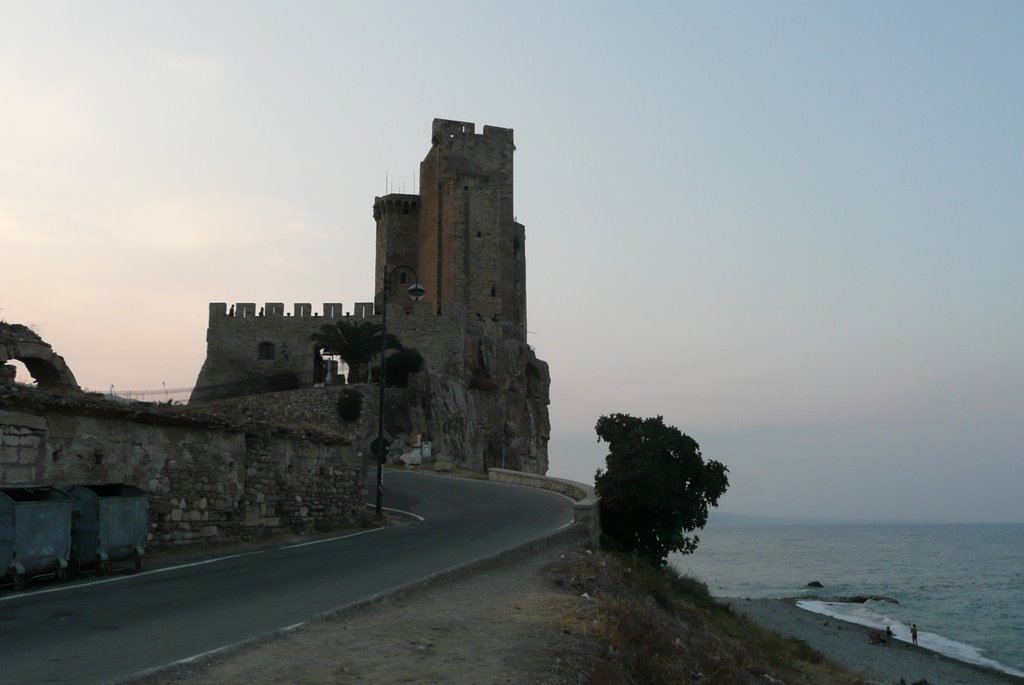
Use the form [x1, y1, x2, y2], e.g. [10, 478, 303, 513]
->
[0, 203, 63, 249]
[157, 53, 227, 85]
[0, 68, 98, 153]
[117, 193, 320, 254]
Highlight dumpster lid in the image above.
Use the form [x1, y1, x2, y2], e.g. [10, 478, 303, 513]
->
[64, 483, 146, 498]
[0, 486, 73, 503]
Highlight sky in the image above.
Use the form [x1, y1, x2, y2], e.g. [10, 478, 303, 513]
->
[2, 1, 1022, 523]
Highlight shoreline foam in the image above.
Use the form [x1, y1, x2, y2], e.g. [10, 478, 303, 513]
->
[723, 597, 1024, 685]
[796, 598, 1024, 679]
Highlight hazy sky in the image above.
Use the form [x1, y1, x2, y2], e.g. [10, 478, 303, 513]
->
[2, 2, 1021, 522]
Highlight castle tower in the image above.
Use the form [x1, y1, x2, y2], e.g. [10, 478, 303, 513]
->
[416, 119, 527, 338]
[373, 193, 421, 309]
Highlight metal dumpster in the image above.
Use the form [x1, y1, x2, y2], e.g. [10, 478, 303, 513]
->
[62, 483, 148, 574]
[0, 486, 73, 589]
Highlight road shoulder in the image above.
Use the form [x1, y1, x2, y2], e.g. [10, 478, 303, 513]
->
[130, 540, 590, 685]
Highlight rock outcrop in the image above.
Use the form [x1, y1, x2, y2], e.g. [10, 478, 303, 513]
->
[400, 328, 549, 474]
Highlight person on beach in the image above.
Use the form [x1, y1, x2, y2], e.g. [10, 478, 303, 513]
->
[886, 626, 893, 641]
[911, 624, 919, 646]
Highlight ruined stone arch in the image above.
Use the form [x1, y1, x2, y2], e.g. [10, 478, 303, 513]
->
[0, 322, 80, 391]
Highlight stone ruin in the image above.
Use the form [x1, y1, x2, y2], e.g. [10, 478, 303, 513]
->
[0, 322, 79, 391]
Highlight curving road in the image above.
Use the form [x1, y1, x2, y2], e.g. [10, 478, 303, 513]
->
[0, 470, 574, 685]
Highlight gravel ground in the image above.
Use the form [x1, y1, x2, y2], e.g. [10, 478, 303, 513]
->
[723, 598, 1024, 685]
[127, 541, 593, 685]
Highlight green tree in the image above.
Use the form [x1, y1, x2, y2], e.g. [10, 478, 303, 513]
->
[594, 413, 729, 566]
[310, 321, 401, 384]
[383, 347, 424, 388]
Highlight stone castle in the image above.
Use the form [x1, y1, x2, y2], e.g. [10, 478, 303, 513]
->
[0, 119, 549, 551]
[190, 119, 551, 473]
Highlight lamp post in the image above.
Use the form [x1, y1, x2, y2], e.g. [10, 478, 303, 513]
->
[375, 265, 425, 517]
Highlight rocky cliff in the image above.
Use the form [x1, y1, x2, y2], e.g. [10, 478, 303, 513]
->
[402, 332, 550, 473]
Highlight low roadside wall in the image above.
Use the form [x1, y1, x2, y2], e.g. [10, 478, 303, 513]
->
[0, 387, 367, 548]
[488, 468, 600, 546]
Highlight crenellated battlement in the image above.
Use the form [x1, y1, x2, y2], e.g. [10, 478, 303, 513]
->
[432, 118, 475, 139]
[208, 302, 378, 322]
[430, 118, 514, 149]
[373, 193, 420, 221]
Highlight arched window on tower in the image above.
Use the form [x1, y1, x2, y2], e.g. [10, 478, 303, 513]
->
[258, 341, 275, 360]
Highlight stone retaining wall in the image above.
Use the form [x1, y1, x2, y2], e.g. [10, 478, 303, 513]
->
[488, 468, 600, 546]
[0, 390, 367, 548]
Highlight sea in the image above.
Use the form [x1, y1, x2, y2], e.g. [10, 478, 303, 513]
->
[670, 521, 1024, 678]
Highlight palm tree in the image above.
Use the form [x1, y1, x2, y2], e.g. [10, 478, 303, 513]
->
[310, 320, 402, 384]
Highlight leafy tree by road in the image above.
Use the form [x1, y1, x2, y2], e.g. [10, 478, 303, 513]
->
[594, 413, 729, 566]
[310, 321, 401, 384]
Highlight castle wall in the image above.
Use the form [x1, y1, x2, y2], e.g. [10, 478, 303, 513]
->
[200, 373, 551, 476]
[191, 301, 465, 403]
[0, 395, 366, 548]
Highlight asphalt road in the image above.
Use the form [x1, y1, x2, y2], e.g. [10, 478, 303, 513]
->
[0, 470, 574, 685]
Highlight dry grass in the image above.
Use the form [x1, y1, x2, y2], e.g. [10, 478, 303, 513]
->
[545, 548, 869, 685]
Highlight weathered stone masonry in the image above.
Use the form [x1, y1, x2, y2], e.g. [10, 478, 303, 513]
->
[0, 386, 366, 547]
[1, 322, 79, 391]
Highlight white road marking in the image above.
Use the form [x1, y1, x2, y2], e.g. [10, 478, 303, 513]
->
[0, 521, 411, 602]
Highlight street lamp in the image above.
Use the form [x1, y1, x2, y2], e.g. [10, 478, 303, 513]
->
[375, 265, 425, 517]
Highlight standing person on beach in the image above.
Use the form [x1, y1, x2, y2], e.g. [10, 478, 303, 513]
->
[911, 624, 919, 646]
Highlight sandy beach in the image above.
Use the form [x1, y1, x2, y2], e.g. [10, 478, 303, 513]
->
[724, 597, 1024, 685]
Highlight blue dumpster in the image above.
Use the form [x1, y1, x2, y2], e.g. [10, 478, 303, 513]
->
[0, 486, 73, 589]
[63, 483, 148, 574]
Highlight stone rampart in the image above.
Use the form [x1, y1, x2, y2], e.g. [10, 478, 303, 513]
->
[0, 387, 366, 548]
[190, 301, 466, 403]
[200, 385, 348, 428]
[198, 386, 380, 464]
[199, 374, 549, 477]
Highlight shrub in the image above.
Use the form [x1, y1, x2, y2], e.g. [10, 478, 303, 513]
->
[337, 388, 362, 421]
[384, 348, 424, 387]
